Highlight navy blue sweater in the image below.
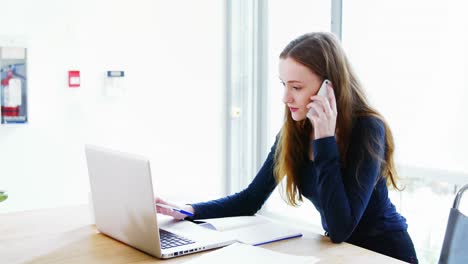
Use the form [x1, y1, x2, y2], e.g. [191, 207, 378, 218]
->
[192, 117, 407, 243]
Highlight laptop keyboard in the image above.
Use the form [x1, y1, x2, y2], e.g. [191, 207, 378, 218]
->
[159, 229, 195, 249]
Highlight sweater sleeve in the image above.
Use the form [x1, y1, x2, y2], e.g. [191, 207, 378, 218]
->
[191, 140, 278, 219]
[312, 118, 386, 243]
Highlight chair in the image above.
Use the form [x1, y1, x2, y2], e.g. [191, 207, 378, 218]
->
[439, 184, 468, 264]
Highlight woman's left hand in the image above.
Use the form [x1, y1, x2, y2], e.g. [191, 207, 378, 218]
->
[306, 84, 338, 139]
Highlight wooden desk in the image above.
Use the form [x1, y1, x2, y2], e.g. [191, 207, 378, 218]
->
[0, 205, 404, 263]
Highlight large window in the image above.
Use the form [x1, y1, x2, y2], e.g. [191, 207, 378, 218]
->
[341, 1, 468, 262]
[342, 0, 468, 174]
[231, 1, 467, 261]
[257, 1, 468, 262]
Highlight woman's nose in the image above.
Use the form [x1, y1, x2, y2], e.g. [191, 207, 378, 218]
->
[283, 90, 292, 104]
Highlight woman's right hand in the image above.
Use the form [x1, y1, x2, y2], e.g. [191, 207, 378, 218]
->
[155, 197, 194, 220]
[307, 84, 337, 139]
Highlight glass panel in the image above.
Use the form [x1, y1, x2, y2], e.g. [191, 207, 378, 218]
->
[342, 0, 468, 173]
[342, 0, 468, 262]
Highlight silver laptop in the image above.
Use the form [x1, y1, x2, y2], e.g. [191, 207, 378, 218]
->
[85, 145, 235, 259]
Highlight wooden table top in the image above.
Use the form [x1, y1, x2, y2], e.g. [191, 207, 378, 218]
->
[0, 205, 405, 264]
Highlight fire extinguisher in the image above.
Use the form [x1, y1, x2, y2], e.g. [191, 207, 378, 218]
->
[1, 67, 22, 117]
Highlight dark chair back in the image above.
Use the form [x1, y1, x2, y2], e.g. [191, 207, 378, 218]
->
[439, 184, 468, 264]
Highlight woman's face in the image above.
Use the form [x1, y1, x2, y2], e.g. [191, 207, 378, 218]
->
[279, 57, 323, 121]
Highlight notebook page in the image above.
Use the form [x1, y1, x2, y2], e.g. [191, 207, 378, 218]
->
[223, 221, 302, 245]
[196, 215, 269, 231]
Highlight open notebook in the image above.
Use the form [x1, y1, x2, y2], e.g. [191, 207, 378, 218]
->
[193, 215, 302, 246]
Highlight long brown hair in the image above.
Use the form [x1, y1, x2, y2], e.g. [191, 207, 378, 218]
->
[274, 32, 399, 206]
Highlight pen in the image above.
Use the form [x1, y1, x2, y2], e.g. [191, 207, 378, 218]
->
[156, 203, 194, 217]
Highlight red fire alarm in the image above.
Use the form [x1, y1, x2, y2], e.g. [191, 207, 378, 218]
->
[68, 70, 80, 88]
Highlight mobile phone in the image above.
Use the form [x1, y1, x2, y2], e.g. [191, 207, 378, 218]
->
[307, 79, 330, 119]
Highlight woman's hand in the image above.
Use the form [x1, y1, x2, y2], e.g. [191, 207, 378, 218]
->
[307, 84, 338, 139]
[155, 197, 194, 220]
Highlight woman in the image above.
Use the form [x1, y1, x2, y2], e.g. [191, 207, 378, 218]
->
[157, 32, 418, 263]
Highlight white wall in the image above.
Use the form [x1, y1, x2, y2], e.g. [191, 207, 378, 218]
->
[0, 0, 225, 213]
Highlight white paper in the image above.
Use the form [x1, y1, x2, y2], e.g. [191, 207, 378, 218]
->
[6, 78, 22, 106]
[196, 215, 302, 246]
[8, 78, 23, 106]
[223, 222, 302, 246]
[184, 243, 319, 264]
[197, 215, 269, 231]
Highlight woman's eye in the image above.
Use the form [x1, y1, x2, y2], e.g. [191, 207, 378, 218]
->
[293, 86, 301, 90]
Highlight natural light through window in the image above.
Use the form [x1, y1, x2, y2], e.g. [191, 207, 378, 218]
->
[342, 1, 468, 262]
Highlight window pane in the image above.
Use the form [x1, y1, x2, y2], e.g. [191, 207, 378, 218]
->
[342, 0, 468, 173]
[343, 0, 468, 262]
